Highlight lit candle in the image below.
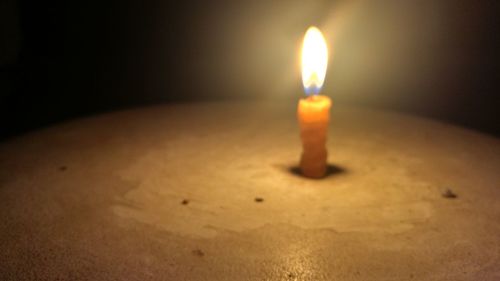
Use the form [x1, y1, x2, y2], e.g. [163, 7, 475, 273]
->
[298, 26, 331, 178]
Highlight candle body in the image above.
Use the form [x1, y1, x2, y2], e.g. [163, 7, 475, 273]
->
[298, 95, 332, 178]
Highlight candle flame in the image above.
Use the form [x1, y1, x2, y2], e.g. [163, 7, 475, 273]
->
[301, 26, 328, 95]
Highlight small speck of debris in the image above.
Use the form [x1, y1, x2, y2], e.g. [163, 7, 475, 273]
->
[181, 199, 189, 205]
[192, 249, 204, 257]
[59, 166, 67, 171]
[254, 197, 264, 203]
[442, 188, 457, 199]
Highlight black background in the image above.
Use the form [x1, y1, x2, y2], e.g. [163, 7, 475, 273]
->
[1, 0, 499, 139]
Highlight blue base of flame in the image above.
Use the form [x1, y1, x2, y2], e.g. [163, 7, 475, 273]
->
[304, 86, 322, 96]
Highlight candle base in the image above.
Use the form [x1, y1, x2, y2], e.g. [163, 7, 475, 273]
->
[300, 149, 328, 178]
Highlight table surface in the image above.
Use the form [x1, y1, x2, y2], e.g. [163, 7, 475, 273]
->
[0, 101, 499, 281]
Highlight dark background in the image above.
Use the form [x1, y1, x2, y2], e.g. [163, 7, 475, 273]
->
[1, 0, 499, 139]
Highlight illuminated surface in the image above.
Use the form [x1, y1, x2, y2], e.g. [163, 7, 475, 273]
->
[0, 101, 499, 280]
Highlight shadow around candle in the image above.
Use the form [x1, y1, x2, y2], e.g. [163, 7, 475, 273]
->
[286, 163, 347, 179]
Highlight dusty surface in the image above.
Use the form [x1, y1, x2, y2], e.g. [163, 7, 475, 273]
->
[0, 101, 499, 280]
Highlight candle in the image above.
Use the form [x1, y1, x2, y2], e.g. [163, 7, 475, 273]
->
[298, 26, 331, 178]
